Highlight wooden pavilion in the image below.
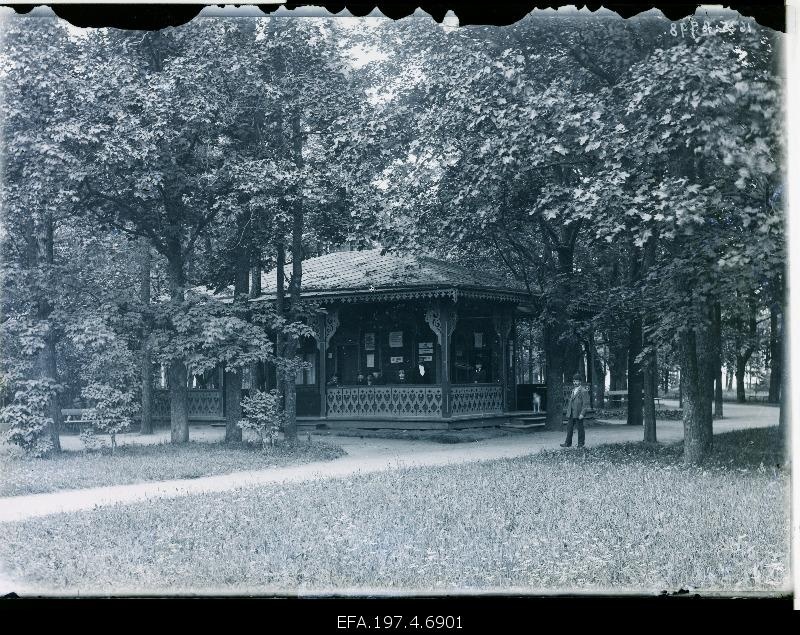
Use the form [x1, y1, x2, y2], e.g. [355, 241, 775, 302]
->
[153, 248, 544, 429]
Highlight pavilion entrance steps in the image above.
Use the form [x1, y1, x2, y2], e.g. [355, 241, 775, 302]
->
[296, 412, 548, 431]
[500, 410, 547, 431]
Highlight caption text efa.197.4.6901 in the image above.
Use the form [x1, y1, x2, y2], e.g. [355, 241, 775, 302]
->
[337, 616, 463, 630]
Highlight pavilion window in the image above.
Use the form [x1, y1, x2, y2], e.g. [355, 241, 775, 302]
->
[241, 366, 252, 390]
[451, 318, 498, 384]
[295, 352, 317, 385]
[382, 327, 411, 384]
[155, 364, 168, 389]
[188, 365, 222, 390]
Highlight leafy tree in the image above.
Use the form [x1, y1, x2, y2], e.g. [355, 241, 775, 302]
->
[0, 16, 85, 454]
[350, 11, 783, 463]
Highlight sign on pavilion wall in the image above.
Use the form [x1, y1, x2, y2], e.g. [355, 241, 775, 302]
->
[418, 341, 433, 362]
[389, 331, 403, 348]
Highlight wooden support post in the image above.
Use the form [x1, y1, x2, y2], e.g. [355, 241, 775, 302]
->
[440, 303, 452, 418]
[317, 313, 327, 418]
[589, 329, 596, 408]
[494, 308, 513, 413]
[500, 325, 509, 413]
[425, 300, 456, 419]
[509, 318, 517, 410]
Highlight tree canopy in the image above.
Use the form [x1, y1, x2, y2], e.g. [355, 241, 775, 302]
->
[0, 9, 785, 464]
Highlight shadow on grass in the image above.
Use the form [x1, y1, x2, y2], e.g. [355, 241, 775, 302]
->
[546, 425, 786, 471]
[1, 439, 347, 497]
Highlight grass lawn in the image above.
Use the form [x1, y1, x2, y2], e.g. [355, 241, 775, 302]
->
[0, 427, 788, 594]
[0, 440, 346, 497]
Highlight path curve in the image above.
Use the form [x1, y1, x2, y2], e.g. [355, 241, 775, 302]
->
[0, 403, 777, 524]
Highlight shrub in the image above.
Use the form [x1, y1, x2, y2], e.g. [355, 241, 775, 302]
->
[80, 383, 136, 455]
[78, 426, 106, 452]
[238, 389, 283, 452]
[0, 378, 57, 457]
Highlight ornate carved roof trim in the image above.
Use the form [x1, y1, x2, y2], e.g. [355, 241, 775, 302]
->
[245, 285, 529, 305]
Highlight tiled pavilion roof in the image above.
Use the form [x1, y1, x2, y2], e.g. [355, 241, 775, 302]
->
[227, 248, 528, 304]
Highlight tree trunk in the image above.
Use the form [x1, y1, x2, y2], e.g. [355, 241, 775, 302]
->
[584, 334, 604, 409]
[251, 256, 266, 386]
[275, 239, 286, 409]
[224, 369, 242, 443]
[637, 235, 657, 435]
[527, 322, 534, 383]
[281, 108, 305, 446]
[250, 263, 262, 298]
[140, 346, 153, 434]
[642, 307, 657, 442]
[223, 221, 250, 443]
[592, 345, 605, 409]
[679, 326, 714, 465]
[563, 337, 581, 383]
[734, 298, 757, 403]
[139, 240, 153, 434]
[585, 337, 593, 407]
[36, 331, 63, 453]
[35, 215, 61, 452]
[544, 321, 565, 430]
[608, 337, 628, 391]
[768, 303, 781, 404]
[714, 368, 723, 417]
[712, 301, 723, 419]
[642, 344, 657, 443]
[167, 253, 189, 443]
[168, 361, 189, 443]
[735, 355, 748, 403]
[627, 316, 643, 426]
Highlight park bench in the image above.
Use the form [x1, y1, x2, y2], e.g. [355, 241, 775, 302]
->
[604, 390, 628, 407]
[61, 408, 92, 433]
[601, 392, 661, 408]
[61, 408, 128, 434]
[61, 409, 127, 437]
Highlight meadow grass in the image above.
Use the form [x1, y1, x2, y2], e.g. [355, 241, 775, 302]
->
[0, 440, 346, 497]
[0, 426, 788, 594]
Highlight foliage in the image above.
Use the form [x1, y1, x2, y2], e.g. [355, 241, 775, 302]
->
[78, 426, 106, 453]
[148, 294, 276, 375]
[238, 390, 284, 452]
[0, 11, 785, 459]
[66, 314, 140, 453]
[0, 379, 57, 457]
[0, 317, 62, 455]
[342, 10, 784, 458]
[80, 385, 136, 454]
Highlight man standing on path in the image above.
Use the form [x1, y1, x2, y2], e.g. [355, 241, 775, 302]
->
[561, 373, 590, 448]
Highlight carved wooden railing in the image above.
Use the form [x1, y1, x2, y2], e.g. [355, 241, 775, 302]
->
[326, 385, 443, 419]
[153, 389, 224, 421]
[450, 384, 503, 415]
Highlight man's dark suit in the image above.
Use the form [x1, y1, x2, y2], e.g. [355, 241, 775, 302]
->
[564, 383, 590, 447]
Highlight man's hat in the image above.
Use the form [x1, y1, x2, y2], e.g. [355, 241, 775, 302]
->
[572, 373, 583, 381]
